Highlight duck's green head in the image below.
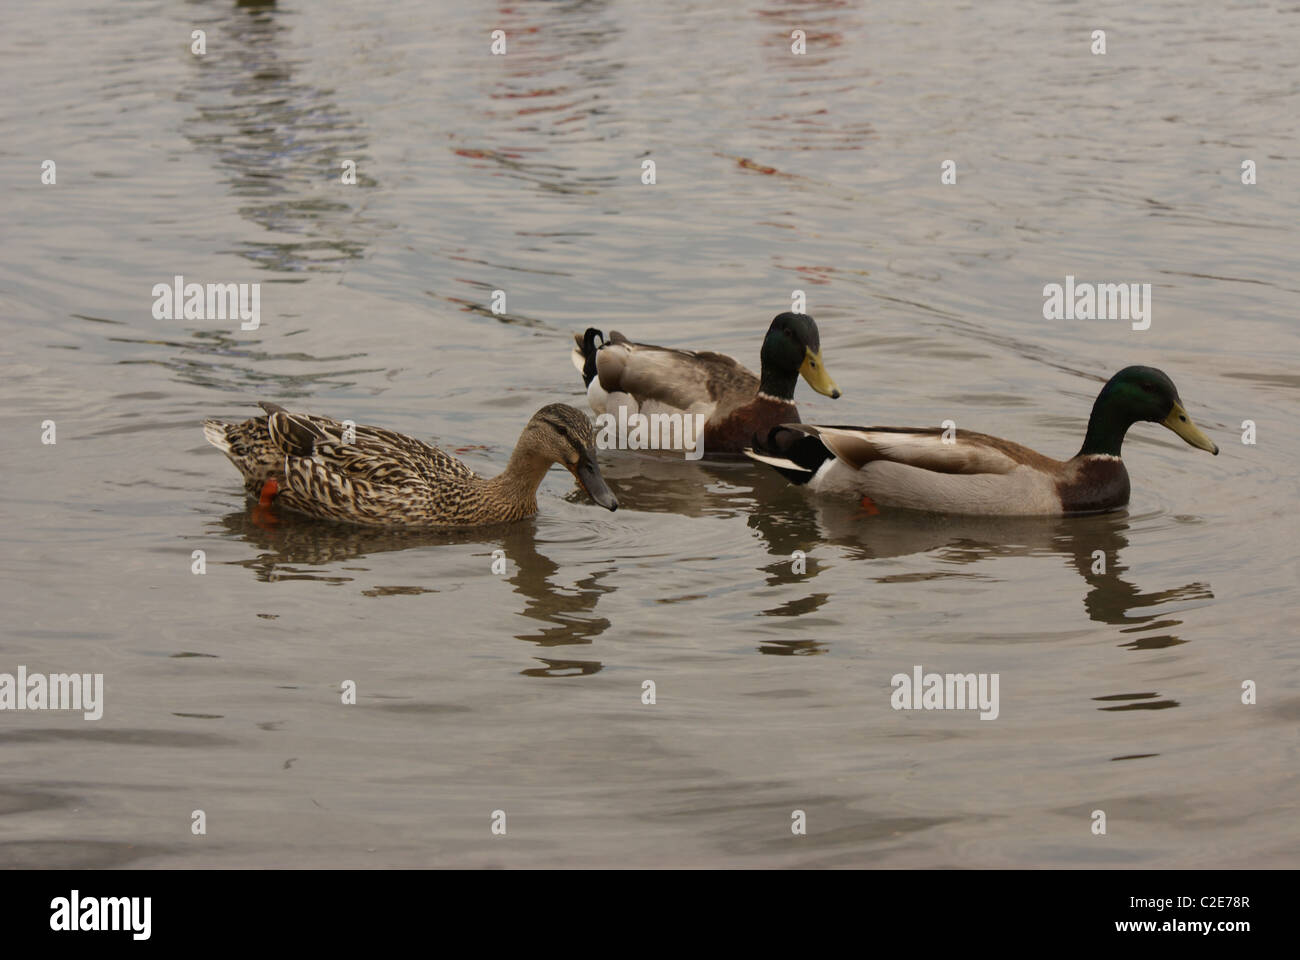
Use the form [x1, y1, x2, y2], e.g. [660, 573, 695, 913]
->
[1080, 366, 1218, 457]
[759, 312, 840, 401]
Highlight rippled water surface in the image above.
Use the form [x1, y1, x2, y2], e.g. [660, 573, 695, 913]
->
[1, 0, 1298, 867]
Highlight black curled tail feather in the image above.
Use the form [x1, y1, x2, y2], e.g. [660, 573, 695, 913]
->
[578, 328, 604, 386]
[749, 426, 833, 486]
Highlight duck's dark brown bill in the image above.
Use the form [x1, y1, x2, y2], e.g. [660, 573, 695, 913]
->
[575, 458, 618, 511]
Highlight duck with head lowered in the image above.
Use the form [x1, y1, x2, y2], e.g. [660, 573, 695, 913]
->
[746, 366, 1218, 516]
[571, 311, 840, 456]
[204, 402, 618, 527]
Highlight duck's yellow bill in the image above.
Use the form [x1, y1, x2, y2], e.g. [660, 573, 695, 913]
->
[1162, 402, 1218, 455]
[800, 349, 841, 399]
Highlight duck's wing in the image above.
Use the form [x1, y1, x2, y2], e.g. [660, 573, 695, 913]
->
[262, 403, 475, 482]
[786, 424, 1054, 475]
[276, 449, 431, 523]
[593, 334, 758, 417]
[260, 405, 478, 524]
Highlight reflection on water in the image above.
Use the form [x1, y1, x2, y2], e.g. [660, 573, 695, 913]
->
[522, 657, 603, 679]
[3, 0, 1294, 868]
[598, 456, 1220, 678]
[760, 638, 829, 656]
[751, 496, 1216, 716]
[182, 1, 375, 273]
[507, 543, 614, 651]
[769, 498, 1213, 648]
[113, 329, 378, 398]
[212, 505, 616, 658]
[211, 450, 1215, 700]
[214, 508, 497, 577]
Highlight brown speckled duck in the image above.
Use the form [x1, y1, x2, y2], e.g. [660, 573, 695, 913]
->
[745, 366, 1218, 516]
[203, 402, 617, 527]
[570, 312, 840, 455]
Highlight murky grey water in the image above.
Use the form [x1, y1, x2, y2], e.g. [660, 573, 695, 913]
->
[2, 0, 1297, 867]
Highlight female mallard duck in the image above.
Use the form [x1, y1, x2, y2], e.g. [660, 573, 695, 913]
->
[745, 366, 1218, 516]
[570, 312, 840, 455]
[203, 402, 617, 527]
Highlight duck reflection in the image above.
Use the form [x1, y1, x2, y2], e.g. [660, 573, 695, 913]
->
[213, 509, 503, 579]
[759, 638, 829, 657]
[591, 454, 770, 518]
[800, 499, 1209, 640]
[604, 455, 1213, 660]
[211, 508, 613, 672]
[501, 521, 615, 655]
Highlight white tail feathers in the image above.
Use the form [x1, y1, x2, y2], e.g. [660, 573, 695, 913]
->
[202, 420, 232, 454]
[742, 448, 810, 473]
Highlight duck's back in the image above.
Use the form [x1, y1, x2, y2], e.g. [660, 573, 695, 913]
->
[206, 410, 513, 527]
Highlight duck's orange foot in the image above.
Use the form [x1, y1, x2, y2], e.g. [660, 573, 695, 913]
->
[252, 478, 281, 528]
[859, 494, 880, 516]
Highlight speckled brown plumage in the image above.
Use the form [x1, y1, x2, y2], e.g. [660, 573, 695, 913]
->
[203, 402, 616, 527]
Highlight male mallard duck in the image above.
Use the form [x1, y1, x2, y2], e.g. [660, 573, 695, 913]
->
[203, 402, 617, 527]
[745, 366, 1218, 515]
[570, 312, 840, 455]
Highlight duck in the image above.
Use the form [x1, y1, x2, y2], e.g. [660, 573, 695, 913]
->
[745, 366, 1218, 516]
[203, 402, 618, 527]
[570, 312, 840, 455]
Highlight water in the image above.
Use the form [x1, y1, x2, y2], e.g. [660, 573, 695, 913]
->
[1, 0, 1297, 867]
